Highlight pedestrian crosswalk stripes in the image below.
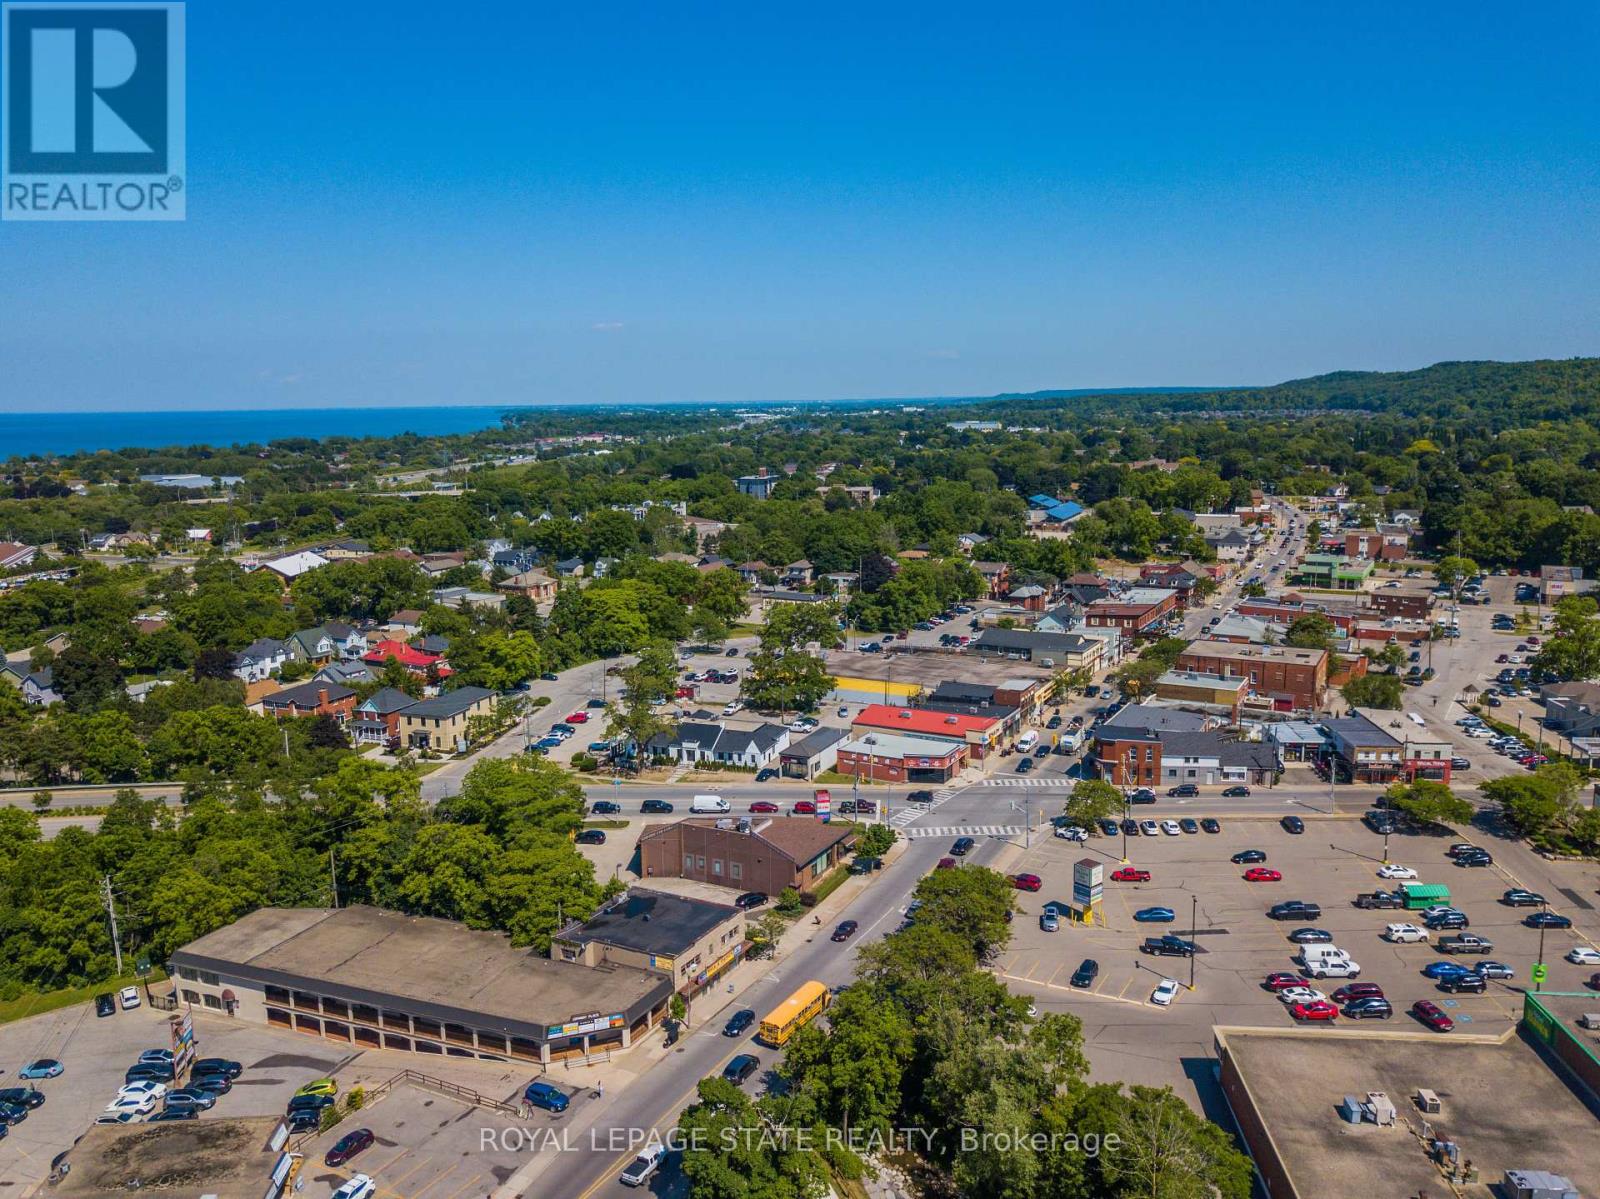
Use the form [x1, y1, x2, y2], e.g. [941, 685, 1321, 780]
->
[906, 824, 1025, 839]
[981, 777, 1075, 787]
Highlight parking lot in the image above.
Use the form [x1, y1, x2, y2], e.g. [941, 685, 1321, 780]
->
[995, 811, 1600, 1043]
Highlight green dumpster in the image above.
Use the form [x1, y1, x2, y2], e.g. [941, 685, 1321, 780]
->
[1401, 882, 1450, 910]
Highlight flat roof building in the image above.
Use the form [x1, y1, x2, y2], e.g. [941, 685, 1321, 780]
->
[553, 888, 746, 998]
[169, 905, 672, 1066]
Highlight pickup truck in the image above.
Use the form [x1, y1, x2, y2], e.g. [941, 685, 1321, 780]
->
[1437, 933, 1495, 955]
[1140, 935, 1198, 958]
[619, 1143, 666, 1188]
[1354, 890, 1404, 910]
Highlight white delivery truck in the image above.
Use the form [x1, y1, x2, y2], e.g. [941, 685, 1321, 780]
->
[1059, 730, 1082, 753]
[1016, 731, 1040, 754]
[691, 794, 731, 814]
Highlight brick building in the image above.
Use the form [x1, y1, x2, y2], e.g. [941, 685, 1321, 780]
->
[1175, 640, 1329, 711]
[1082, 587, 1178, 634]
[638, 817, 855, 896]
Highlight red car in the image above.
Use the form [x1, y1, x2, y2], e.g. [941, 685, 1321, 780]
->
[324, 1127, 374, 1167]
[1010, 873, 1043, 892]
[1411, 1000, 1454, 1032]
[1331, 983, 1384, 1004]
[1243, 867, 1283, 882]
[1263, 972, 1302, 991]
[748, 801, 779, 813]
[564, 711, 590, 723]
[791, 800, 817, 815]
[1111, 867, 1151, 883]
[1290, 1000, 1338, 1022]
[936, 857, 957, 870]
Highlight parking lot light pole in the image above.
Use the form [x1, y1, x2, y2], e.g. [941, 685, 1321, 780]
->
[1537, 901, 1549, 993]
[1188, 893, 1198, 991]
[1121, 789, 1130, 863]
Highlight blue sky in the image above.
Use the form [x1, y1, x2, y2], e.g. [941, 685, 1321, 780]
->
[3, 2, 1598, 411]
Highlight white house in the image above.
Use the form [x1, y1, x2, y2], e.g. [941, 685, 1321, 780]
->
[231, 638, 291, 683]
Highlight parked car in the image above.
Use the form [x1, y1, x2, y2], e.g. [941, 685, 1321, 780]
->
[1439, 972, 1487, 994]
[1526, 911, 1573, 929]
[118, 986, 141, 1010]
[1009, 873, 1042, 892]
[1111, 867, 1152, 882]
[1287, 927, 1332, 944]
[1331, 983, 1384, 1004]
[1268, 901, 1322, 921]
[1281, 816, 1305, 834]
[734, 892, 769, 910]
[722, 1054, 761, 1086]
[1200, 818, 1221, 833]
[94, 993, 116, 1018]
[1376, 864, 1417, 880]
[723, 1008, 756, 1037]
[1070, 959, 1099, 988]
[1342, 997, 1393, 1020]
[1411, 1000, 1454, 1032]
[1134, 907, 1175, 923]
[17, 1060, 62, 1080]
[332, 1176, 377, 1199]
[1384, 923, 1429, 943]
[1150, 978, 1182, 1007]
[574, 829, 607, 845]
[1244, 867, 1282, 883]
[1231, 849, 1267, 864]
[1476, 961, 1515, 980]
[1289, 1000, 1339, 1022]
[523, 1081, 569, 1113]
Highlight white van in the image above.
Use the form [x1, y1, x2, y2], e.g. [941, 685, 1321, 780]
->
[1016, 731, 1040, 754]
[1297, 945, 1349, 968]
[690, 794, 731, 814]
[1059, 731, 1082, 753]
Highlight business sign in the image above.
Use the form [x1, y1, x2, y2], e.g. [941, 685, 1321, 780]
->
[548, 1012, 625, 1038]
[1071, 858, 1104, 911]
[814, 788, 831, 823]
[2, 2, 186, 219]
[169, 1009, 194, 1066]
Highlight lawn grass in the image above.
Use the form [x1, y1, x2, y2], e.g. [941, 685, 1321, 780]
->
[808, 865, 852, 906]
[0, 969, 169, 1027]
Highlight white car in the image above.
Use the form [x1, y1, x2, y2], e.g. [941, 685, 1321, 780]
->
[721, 701, 744, 717]
[1054, 825, 1089, 842]
[787, 717, 817, 733]
[1139, 820, 1160, 836]
[1277, 987, 1326, 1006]
[106, 1093, 160, 1116]
[1150, 978, 1181, 1007]
[332, 1176, 377, 1199]
[119, 986, 141, 1010]
[1566, 947, 1600, 966]
[1384, 923, 1429, 943]
[1377, 864, 1417, 880]
[1305, 958, 1361, 979]
[1160, 820, 1181, 836]
[117, 1080, 167, 1101]
[1465, 727, 1494, 739]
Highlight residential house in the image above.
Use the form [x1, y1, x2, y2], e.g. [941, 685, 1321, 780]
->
[491, 547, 539, 574]
[419, 552, 469, 578]
[681, 516, 728, 551]
[313, 660, 377, 687]
[778, 727, 849, 780]
[1006, 584, 1048, 612]
[647, 722, 791, 769]
[555, 558, 585, 579]
[734, 469, 780, 500]
[0, 542, 39, 570]
[19, 667, 60, 706]
[1191, 512, 1242, 535]
[1138, 563, 1202, 606]
[638, 817, 856, 896]
[232, 638, 291, 683]
[285, 627, 338, 666]
[1540, 683, 1600, 737]
[1175, 640, 1329, 711]
[387, 609, 425, 636]
[1345, 525, 1411, 561]
[258, 682, 358, 725]
[780, 560, 815, 588]
[321, 539, 372, 561]
[411, 633, 450, 656]
[592, 557, 620, 579]
[815, 484, 879, 506]
[363, 639, 445, 676]
[752, 587, 831, 608]
[1204, 528, 1252, 562]
[736, 561, 771, 585]
[185, 528, 213, 544]
[322, 621, 369, 660]
[352, 687, 419, 746]
[969, 561, 1010, 599]
[394, 686, 498, 752]
[1033, 603, 1079, 634]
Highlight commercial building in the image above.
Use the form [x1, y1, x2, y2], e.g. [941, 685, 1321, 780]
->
[836, 731, 968, 783]
[970, 627, 1103, 670]
[779, 726, 849, 779]
[1216, 1022, 1600, 1199]
[1542, 564, 1586, 604]
[1295, 553, 1374, 590]
[1323, 709, 1452, 784]
[1175, 640, 1329, 711]
[1368, 585, 1434, 620]
[394, 686, 498, 752]
[1152, 670, 1248, 719]
[1344, 525, 1411, 561]
[638, 816, 855, 896]
[168, 905, 672, 1065]
[734, 468, 780, 499]
[1082, 587, 1178, 634]
[553, 888, 746, 999]
[851, 703, 1005, 760]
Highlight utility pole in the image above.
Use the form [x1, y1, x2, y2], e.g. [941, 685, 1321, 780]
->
[282, 726, 291, 760]
[329, 849, 339, 908]
[1188, 893, 1198, 991]
[102, 876, 124, 977]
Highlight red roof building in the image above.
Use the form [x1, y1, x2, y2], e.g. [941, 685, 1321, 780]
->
[363, 639, 444, 673]
[851, 703, 1004, 759]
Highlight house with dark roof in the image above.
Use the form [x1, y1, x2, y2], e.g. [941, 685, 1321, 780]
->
[778, 726, 849, 780]
[285, 627, 338, 666]
[314, 659, 377, 688]
[638, 816, 856, 895]
[352, 686, 418, 745]
[647, 721, 791, 769]
[19, 666, 60, 706]
[231, 638, 290, 683]
[257, 682, 357, 724]
[553, 889, 746, 998]
[971, 628, 1103, 670]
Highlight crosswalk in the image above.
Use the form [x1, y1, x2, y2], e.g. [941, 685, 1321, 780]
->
[981, 777, 1075, 788]
[905, 824, 1025, 840]
[887, 784, 962, 828]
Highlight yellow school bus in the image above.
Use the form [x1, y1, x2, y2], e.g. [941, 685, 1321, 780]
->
[757, 980, 831, 1047]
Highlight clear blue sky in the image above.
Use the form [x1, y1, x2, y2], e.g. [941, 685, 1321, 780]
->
[4, 2, 1598, 411]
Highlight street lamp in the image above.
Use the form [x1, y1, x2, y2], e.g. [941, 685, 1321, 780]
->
[1536, 900, 1550, 994]
[1121, 789, 1130, 864]
[1188, 893, 1199, 991]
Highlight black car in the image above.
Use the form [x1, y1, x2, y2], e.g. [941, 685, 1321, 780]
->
[1167, 784, 1198, 798]
[734, 892, 768, 910]
[148, 1108, 197, 1123]
[1231, 849, 1267, 864]
[1425, 911, 1469, 930]
[831, 920, 859, 942]
[640, 799, 675, 814]
[1364, 811, 1398, 834]
[1526, 912, 1573, 929]
[1200, 818, 1221, 834]
[1288, 927, 1333, 944]
[1178, 818, 1199, 834]
[0, 1089, 44, 1110]
[192, 1074, 233, 1095]
[722, 1054, 760, 1086]
[1221, 786, 1250, 798]
[1281, 816, 1305, 834]
[287, 1093, 335, 1115]
[1121, 818, 1139, 836]
[1129, 788, 1158, 804]
[191, 1058, 242, 1079]
[754, 768, 779, 782]
[1268, 901, 1322, 921]
[1343, 997, 1394, 1020]
[1070, 959, 1100, 988]
[574, 829, 607, 845]
[539, 672, 559, 681]
[1440, 973, 1488, 994]
[94, 993, 116, 1018]
[1455, 851, 1492, 867]
[906, 790, 935, 804]
[1016, 756, 1035, 773]
[590, 800, 621, 815]
[950, 836, 975, 856]
[723, 1009, 756, 1037]
[286, 1110, 321, 1134]
[1450, 757, 1471, 770]
[1503, 889, 1546, 907]
[125, 1062, 174, 1084]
